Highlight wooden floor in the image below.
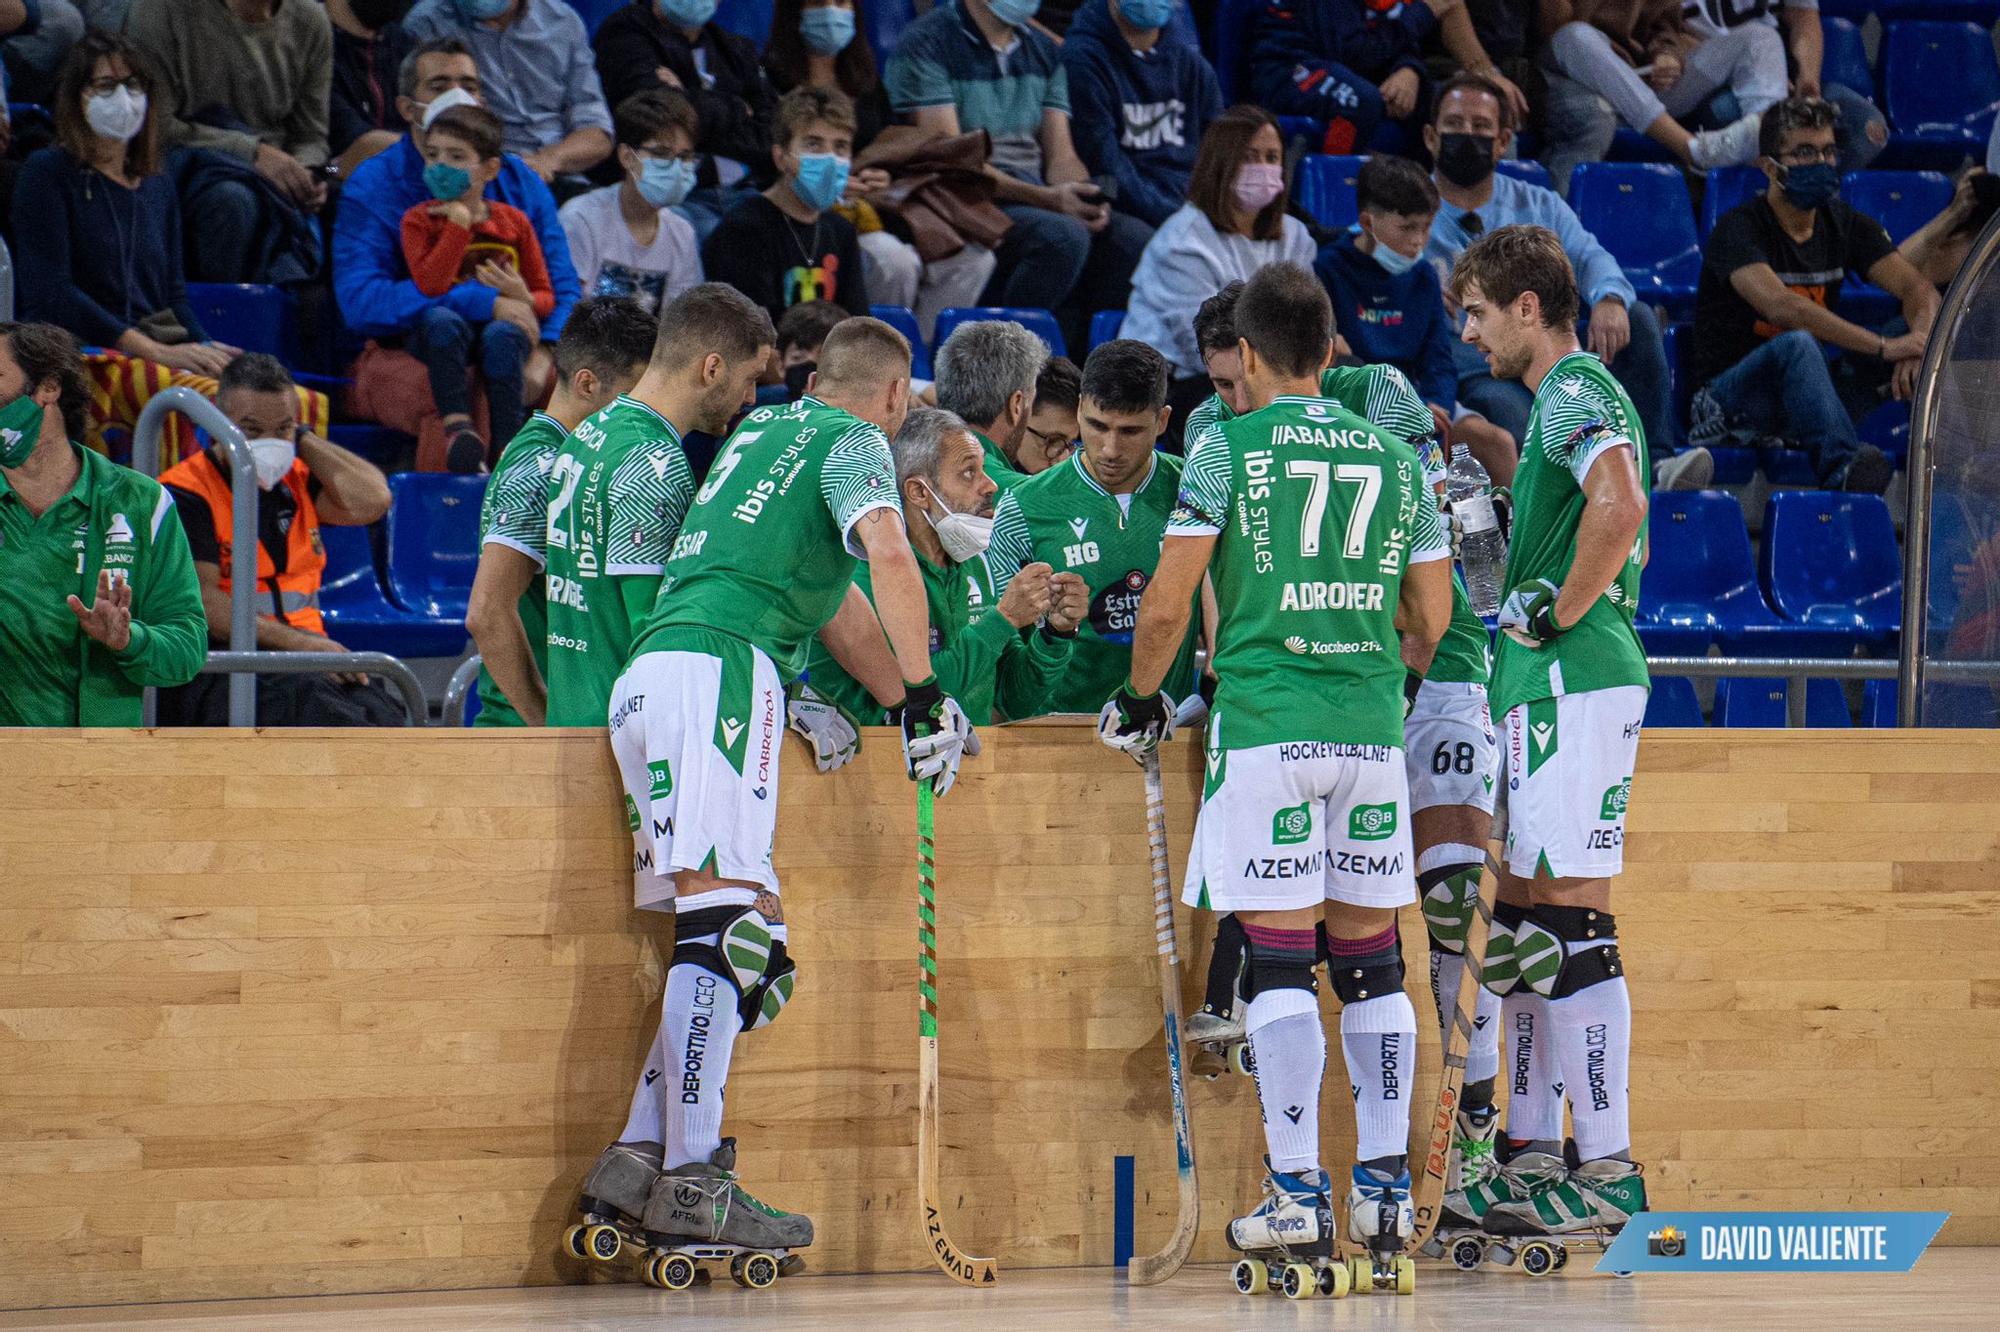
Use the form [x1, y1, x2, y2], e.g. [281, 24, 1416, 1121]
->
[2, 1253, 1994, 1331]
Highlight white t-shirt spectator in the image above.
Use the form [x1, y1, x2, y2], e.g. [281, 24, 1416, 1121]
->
[558, 185, 703, 316]
[1120, 203, 1318, 378]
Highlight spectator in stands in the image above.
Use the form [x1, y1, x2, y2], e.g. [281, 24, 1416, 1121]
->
[334, 38, 582, 472]
[1061, 0, 1222, 230]
[885, 0, 1150, 351]
[16, 34, 330, 469]
[158, 353, 403, 726]
[559, 90, 703, 317]
[0, 321, 205, 727]
[765, 0, 994, 337]
[1251, 0, 1529, 154]
[592, 0, 776, 239]
[1690, 96, 1938, 494]
[1121, 106, 1316, 429]
[328, 0, 416, 179]
[127, 0, 332, 283]
[1898, 171, 1999, 297]
[1419, 73, 1693, 488]
[401, 104, 552, 470]
[1018, 354, 1081, 476]
[702, 87, 868, 323]
[774, 299, 847, 398]
[0, 2, 85, 107]
[1537, 0, 1768, 187]
[1687, 0, 1883, 175]
[404, 0, 612, 183]
[935, 317, 1048, 493]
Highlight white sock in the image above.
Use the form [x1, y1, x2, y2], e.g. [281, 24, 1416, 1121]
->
[1341, 991, 1418, 1163]
[661, 959, 743, 1169]
[1503, 991, 1564, 1143]
[1550, 964, 1632, 1161]
[1246, 988, 1324, 1175]
[1430, 949, 1504, 1086]
[618, 1018, 667, 1145]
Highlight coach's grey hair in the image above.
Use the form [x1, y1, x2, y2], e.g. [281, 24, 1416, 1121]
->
[891, 407, 973, 490]
[934, 321, 1048, 428]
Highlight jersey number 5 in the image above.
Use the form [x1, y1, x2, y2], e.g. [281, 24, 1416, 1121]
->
[1285, 460, 1381, 558]
[696, 431, 763, 506]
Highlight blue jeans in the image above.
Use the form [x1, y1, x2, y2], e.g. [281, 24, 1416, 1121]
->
[1251, 56, 1390, 154]
[987, 205, 1151, 349]
[1705, 83, 1886, 175]
[1703, 329, 1859, 484]
[408, 306, 532, 447]
[1453, 301, 1675, 453]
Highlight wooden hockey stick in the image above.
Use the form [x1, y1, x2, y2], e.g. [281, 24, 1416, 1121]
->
[1127, 750, 1199, 1286]
[916, 782, 998, 1287]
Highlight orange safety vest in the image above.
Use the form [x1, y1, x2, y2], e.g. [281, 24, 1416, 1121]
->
[159, 448, 327, 636]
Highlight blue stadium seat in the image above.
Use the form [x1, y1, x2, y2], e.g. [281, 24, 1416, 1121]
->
[1872, 0, 2000, 19]
[1882, 21, 2000, 167]
[1293, 154, 1364, 230]
[1640, 490, 1852, 655]
[1569, 163, 1700, 313]
[933, 306, 1067, 357]
[1822, 17, 1877, 103]
[1662, 321, 1757, 478]
[1714, 676, 1788, 727]
[1857, 399, 1912, 467]
[1606, 126, 1677, 164]
[187, 283, 296, 363]
[1816, 0, 1874, 14]
[868, 304, 932, 379]
[318, 522, 468, 659]
[384, 474, 486, 623]
[1088, 309, 1126, 351]
[1701, 165, 1766, 240]
[561, 0, 623, 36]
[1840, 170, 1953, 318]
[1762, 449, 1819, 486]
[1863, 677, 1899, 727]
[1760, 490, 1903, 645]
[1807, 679, 1854, 728]
[327, 424, 415, 468]
[1212, 0, 1260, 103]
[1496, 159, 1553, 190]
[713, 0, 773, 44]
[1643, 676, 1704, 728]
[867, 0, 922, 68]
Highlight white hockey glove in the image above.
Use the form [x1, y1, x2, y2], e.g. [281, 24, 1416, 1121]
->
[1497, 577, 1567, 649]
[1097, 681, 1176, 764]
[900, 677, 979, 797]
[787, 682, 861, 773]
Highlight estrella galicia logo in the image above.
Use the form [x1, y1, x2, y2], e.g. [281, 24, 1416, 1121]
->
[1349, 801, 1397, 841]
[1600, 778, 1631, 820]
[1272, 802, 1312, 845]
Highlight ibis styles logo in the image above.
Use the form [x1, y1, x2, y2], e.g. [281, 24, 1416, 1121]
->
[1600, 778, 1631, 820]
[1349, 802, 1397, 841]
[1272, 802, 1312, 845]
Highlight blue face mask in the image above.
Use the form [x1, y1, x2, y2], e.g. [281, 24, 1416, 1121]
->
[654, 0, 717, 28]
[799, 5, 856, 55]
[453, 0, 511, 20]
[987, 0, 1041, 28]
[791, 152, 850, 212]
[1779, 161, 1840, 212]
[1118, 0, 1174, 29]
[423, 161, 471, 201]
[1367, 227, 1419, 276]
[637, 155, 697, 207]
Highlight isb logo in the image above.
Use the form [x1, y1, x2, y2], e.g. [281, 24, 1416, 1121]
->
[1600, 778, 1631, 820]
[1349, 801, 1397, 841]
[1272, 802, 1312, 845]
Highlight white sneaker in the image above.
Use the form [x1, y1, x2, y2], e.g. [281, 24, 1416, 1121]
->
[1655, 446, 1714, 491]
[1688, 114, 1763, 170]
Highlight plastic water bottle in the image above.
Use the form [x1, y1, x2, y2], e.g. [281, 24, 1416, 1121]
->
[1448, 444, 1505, 617]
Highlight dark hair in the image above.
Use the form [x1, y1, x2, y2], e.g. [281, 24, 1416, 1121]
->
[1193, 282, 1244, 355]
[655, 283, 777, 368]
[1187, 105, 1286, 242]
[1448, 224, 1580, 330]
[54, 32, 161, 179]
[1234, 263, 1332, 379]
[427, 104, 504, 163]
[1357, 154, 1439, 218]
[776, 299, 849, 359]
[772, 84, 856, 148]
[216, 352, 297, 402]
[0, 323, 89, 443]
[765, 0, 878, 99]
[1080, 341, 1167, 414]
[1434, 71, 1515, 132]
[1035, 355, 1081, 414]
[1759, 95, 1839, 161]
[555, 297, 659, 383]
[614, 88, 698, 153]
[400, 36, 474, 100]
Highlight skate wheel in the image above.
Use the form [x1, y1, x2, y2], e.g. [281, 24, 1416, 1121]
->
[1552, 1244, 1571, 1272]
[1231, 1257, 1267, 1296]
[1348, 1255, 1371, 1293]
[562, 1224, 589, 1261]
[655, 1250, 699, 1291]
[1519, 1240, 1558, 1277]
[1279, 1262, 1315, 1300]
[734, 1252, 780, 1289]
[1229, 1042, 1254, 1076]
[1394, 1256, 1416, 1295]
[1489, 1242, 1519, 1268]
[1318, 1261, 1350, 1298]
[582, 1223, 622, 1263]
[1449, 1236, 1486, 1272]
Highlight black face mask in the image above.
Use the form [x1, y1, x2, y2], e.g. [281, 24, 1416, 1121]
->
[784, 361, 816, 398]
[350, 0, 414, 30]
[1436, 132, 1497, 189]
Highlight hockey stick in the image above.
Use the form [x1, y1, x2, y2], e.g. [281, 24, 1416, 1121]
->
[1127, 749, 1199, 1286]
[916, 781, 999, 1287]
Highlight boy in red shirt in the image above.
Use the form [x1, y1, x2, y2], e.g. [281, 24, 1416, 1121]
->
[401, 105, 555, 471]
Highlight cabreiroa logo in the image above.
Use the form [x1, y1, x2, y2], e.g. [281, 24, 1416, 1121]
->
[1600, 778, 1631, 820]
[1349, 802, 1397, 841]
[1272, 802, 1312, 845]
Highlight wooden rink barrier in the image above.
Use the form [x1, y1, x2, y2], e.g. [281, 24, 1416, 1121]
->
[3, 725, 1999, 1310]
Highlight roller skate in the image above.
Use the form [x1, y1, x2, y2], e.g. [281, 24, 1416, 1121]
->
[1189, 915, 1250, 1078]
[1343, 1165, 1416, 1294]
[634, 1138, 813, 1290]
[560, 1140, 664, 1279]
[1224, 1159, 1351, 1300]
[1484, 1157, 1646, 1278]
[1420, 1106, 1506, 1271]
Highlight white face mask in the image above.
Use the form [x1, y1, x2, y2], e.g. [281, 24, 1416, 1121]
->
[85, 87, 148, 143]
[922, 482, 993, 562]
[246, 436, 296, 490]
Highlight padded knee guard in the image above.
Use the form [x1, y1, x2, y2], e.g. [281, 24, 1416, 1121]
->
[1326, 925, 1407, 1005]
[1511, 906, 1622, 998]
[1419, 863, 1484, 956]
[1480, 900, 1529, 997]
[673, 906, 798, 1030]
[1243, 927, 1319, 1001]
[1202, 913, 1249, 1015]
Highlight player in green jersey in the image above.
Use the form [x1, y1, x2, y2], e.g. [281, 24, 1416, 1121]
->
[467, 299, 656, 726]
[570, 318, 975, 1272]
[543, 284, 774, 727]
[1448, 224, 1651, 1252]
[797, 406, 1083, 726]
[1101, 263, 1454, 1283]
[986, 340, 1200, 716]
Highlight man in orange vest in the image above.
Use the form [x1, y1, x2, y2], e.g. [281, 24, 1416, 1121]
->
[158, 353, 400, 724]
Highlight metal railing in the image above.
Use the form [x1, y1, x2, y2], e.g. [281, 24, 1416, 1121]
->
[442, 655, 482, 724]
[199, 652, 427, 726]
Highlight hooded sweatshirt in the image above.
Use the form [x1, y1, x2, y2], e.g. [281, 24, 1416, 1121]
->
[1061, 0, 1223, 228]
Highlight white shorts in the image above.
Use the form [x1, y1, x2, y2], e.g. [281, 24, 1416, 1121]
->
[1182, 737, 1419, 913]
[608, 639, 785, 914]
[1500, 685, 1647, 880]
[1405, 679, 1499, 815]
